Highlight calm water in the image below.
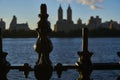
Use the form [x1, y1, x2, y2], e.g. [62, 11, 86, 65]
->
[2, 38, 120, 80]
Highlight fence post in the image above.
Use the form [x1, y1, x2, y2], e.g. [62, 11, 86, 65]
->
[76, 28, 93, 80]
[34, 4, 53, 80]
[0, 28, 10, 80]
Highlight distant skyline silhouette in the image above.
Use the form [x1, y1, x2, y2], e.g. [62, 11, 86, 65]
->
[0, 0, 120, 30]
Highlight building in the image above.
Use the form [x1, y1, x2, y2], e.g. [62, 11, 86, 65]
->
[97, 20, 120, 30]
[87, 16, 120, 30]
[0, 18, 5, 32]
[108, 20, 120, 30]
[9, 15, 30, 31]
[54, 5, 85, 33]
[87, 16, 102, 30]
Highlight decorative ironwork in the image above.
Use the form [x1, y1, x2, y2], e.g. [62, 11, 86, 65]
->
[34, 4, 53, 80]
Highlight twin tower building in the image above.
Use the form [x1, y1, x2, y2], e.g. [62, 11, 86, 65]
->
[54, 5, 85, 33]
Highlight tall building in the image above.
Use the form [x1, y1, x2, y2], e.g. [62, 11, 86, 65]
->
[9, 15, 30, 31]
[0, 18, 5, 32]
[54, 5, 84, 33]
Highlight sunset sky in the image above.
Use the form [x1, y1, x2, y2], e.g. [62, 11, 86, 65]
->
[0, 0, 120, 30]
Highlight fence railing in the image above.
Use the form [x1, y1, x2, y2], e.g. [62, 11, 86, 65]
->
[0, 4, 120, 80]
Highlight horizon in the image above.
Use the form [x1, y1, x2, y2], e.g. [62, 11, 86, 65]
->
[0, 0, 120, 30]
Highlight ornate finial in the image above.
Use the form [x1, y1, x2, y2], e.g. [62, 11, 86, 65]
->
[41, 4, 47, 14]
[39, 4, 48, 20]
[37, 4, 51, 37]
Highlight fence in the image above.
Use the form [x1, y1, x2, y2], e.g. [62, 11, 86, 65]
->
[0, 4, 120, 80]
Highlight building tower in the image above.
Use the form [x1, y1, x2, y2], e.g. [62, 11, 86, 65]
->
[10, 15, 17, 25]
[58, 4, 63, 21]
[77, 18, 82, 25]
[67, 5, 72, 21]
[9, 15, 17, 31]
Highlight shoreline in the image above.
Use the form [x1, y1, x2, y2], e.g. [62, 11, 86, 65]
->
[2, 36, 120, 38]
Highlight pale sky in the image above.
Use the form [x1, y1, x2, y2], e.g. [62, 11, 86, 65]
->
[0, 0, 120, 30]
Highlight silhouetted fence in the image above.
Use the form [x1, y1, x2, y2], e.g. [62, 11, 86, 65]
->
[0, 4, 120, 80]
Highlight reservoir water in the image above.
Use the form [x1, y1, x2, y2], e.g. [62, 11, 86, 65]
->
[2, 38, 120, 80]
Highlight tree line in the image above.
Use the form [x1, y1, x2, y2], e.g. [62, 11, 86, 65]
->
[2, 29, 120, 38]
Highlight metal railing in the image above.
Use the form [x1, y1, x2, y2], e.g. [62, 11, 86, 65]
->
[0, 4, 120, 80]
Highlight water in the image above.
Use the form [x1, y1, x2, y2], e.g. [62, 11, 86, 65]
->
[2, 38, 120, 80]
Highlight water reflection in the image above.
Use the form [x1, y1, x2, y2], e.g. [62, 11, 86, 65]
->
[2, 38, 120, 80]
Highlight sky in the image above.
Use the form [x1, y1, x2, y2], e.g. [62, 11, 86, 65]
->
[0, 0, 120, 30]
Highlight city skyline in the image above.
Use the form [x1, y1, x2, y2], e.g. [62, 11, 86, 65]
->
[0, 0, 120, 30]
